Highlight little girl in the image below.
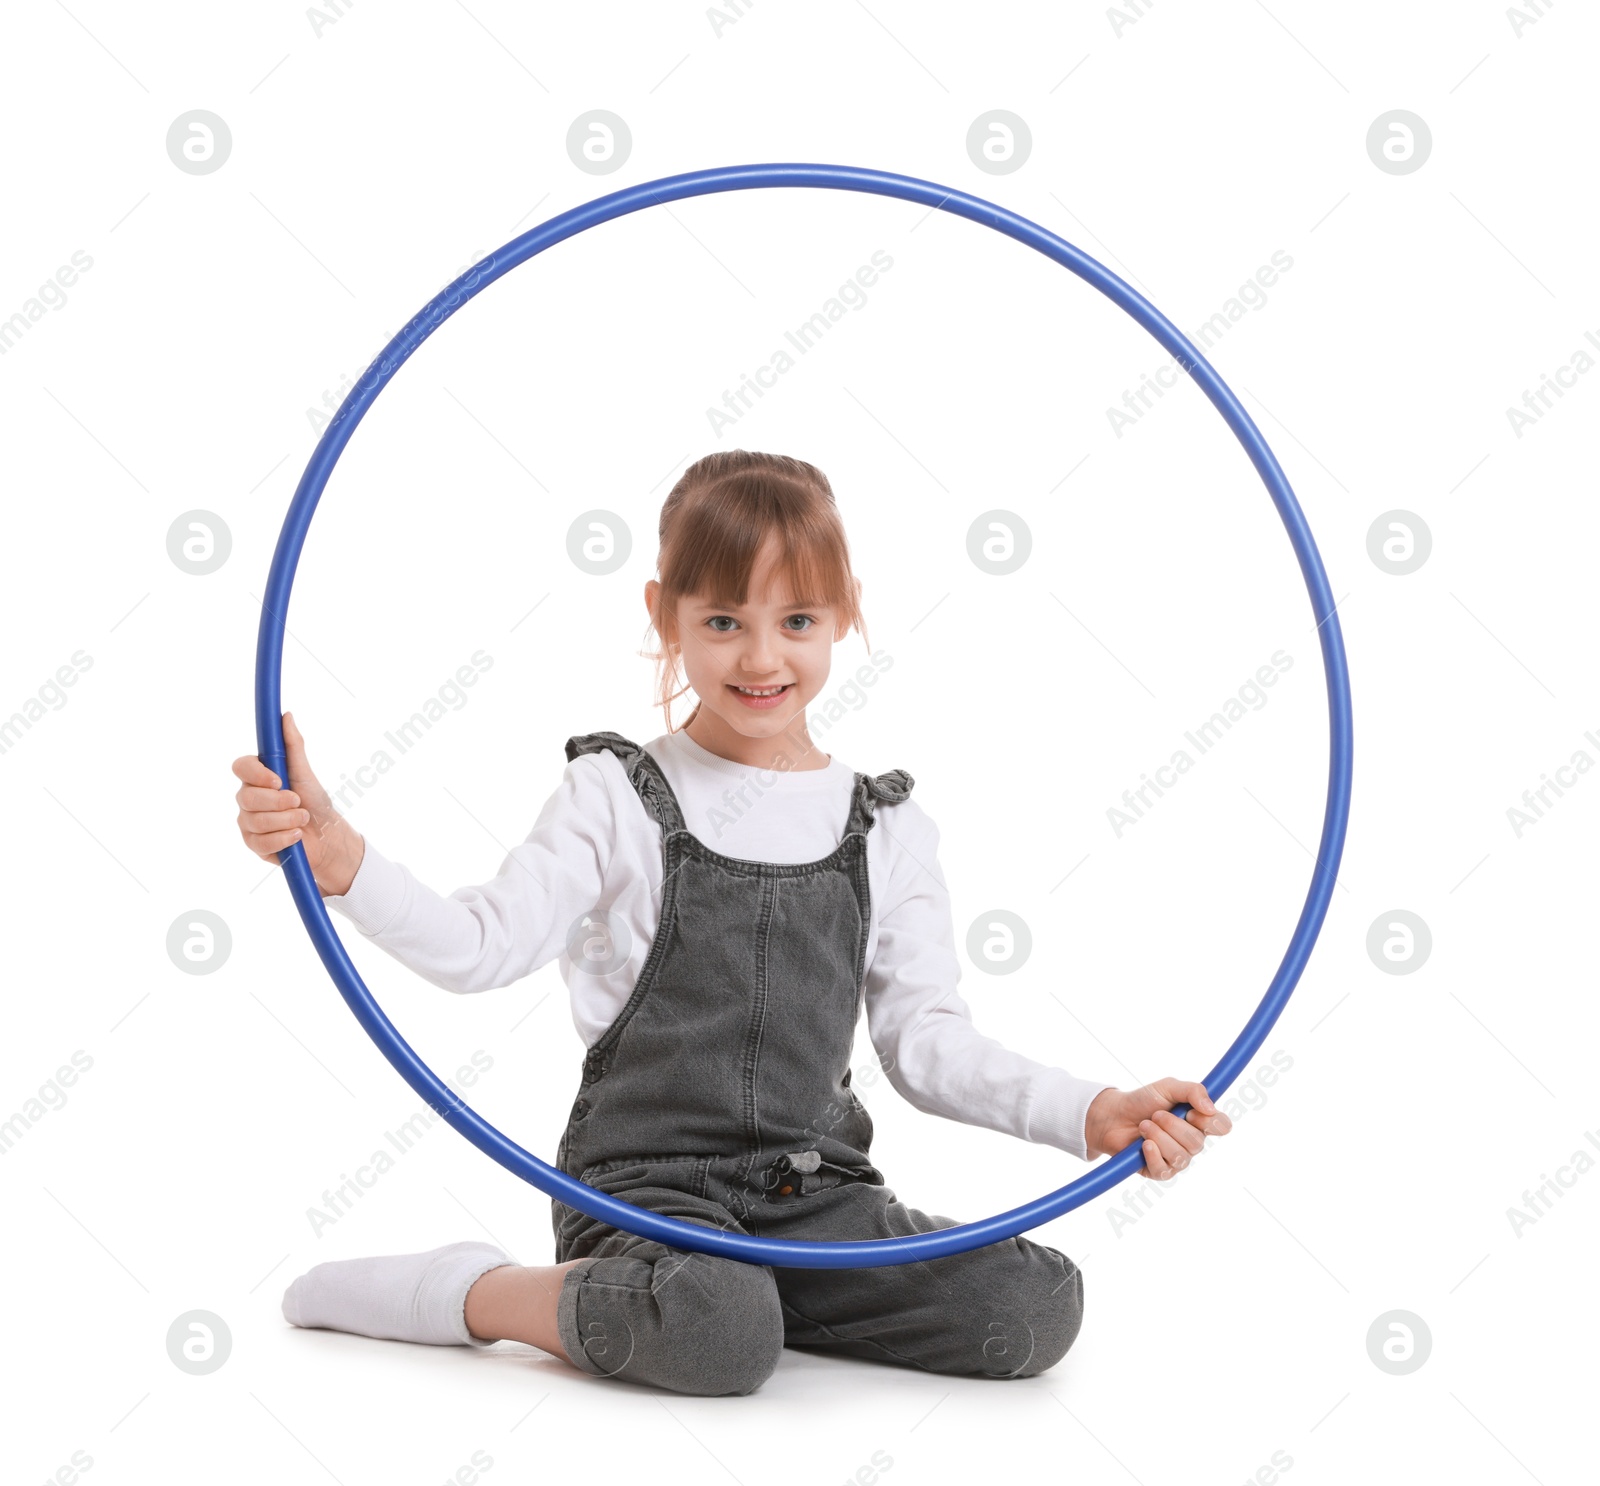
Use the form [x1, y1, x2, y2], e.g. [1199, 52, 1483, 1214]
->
[232, 449, 1231, 1396]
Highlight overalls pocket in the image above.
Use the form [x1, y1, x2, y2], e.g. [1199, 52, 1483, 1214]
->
[577, 1155, 712, 1199]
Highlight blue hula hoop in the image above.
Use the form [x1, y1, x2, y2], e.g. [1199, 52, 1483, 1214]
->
[255, 162, 1352, 1269]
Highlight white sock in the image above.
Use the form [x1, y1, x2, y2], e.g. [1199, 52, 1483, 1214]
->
[281, 1241, 516, 1348]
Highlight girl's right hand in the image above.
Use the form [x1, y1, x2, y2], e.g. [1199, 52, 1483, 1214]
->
[231, 710, 364, 898]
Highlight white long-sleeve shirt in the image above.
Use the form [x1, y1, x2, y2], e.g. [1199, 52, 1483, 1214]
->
[325, 728, 1115, 1161]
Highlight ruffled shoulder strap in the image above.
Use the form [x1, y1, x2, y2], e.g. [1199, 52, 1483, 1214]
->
[846, 767, 915, 836]
[564, 731, 686, 834]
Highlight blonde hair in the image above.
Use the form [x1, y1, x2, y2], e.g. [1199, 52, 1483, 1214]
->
[644, 450, 869, 734]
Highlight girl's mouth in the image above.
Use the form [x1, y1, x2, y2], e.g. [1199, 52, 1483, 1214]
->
[727, 682, 793, 710]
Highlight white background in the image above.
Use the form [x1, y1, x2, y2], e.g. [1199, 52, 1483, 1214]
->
[2, 2, 1594, 1483]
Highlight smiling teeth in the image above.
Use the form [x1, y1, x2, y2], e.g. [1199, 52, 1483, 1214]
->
[735, 685, 787, 696]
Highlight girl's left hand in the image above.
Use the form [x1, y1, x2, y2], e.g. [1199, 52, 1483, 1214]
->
[1084, 1078, 1233, 1178]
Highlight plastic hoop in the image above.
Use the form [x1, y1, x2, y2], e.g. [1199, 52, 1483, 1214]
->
[255, 163, 1352, 1268]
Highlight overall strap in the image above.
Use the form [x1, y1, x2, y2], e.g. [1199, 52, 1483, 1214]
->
[846, 767, 915, 837]
[565, 731, 688, 835]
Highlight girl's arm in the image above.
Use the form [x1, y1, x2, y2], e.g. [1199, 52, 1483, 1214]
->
[323, 753, 617, 995]
[861, 799, 1117, 1162]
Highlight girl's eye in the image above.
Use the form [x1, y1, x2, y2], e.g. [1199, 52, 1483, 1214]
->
[706, 615, 738, 632]
[783, 614, 817, 632]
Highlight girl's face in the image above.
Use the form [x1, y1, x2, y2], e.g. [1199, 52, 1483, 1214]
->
[648, 535, 852, 750]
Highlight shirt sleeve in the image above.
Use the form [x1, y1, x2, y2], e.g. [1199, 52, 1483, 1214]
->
[862, 799, 1118, 1162]
[321, 752, 616, 995]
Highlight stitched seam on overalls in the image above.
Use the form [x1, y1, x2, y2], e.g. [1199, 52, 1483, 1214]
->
[588, 828, 685, 1059]
[847, 773, 874, 837]
[740, 873, 777, 1185]
[847, 833, 873, 1002]
[664, 831, 861, 877]
[628, 744, 687, 835]
[578, 1154, 711, 1183]
[750, 833, 875, 1205]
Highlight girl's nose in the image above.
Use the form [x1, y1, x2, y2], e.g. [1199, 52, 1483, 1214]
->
[740, 635, 778, 672]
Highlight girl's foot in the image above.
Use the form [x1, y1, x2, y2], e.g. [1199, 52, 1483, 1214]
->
[282, 1240, 516, 1347]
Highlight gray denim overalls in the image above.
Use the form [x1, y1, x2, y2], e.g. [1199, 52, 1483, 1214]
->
[547, 731, 1085, 1395]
